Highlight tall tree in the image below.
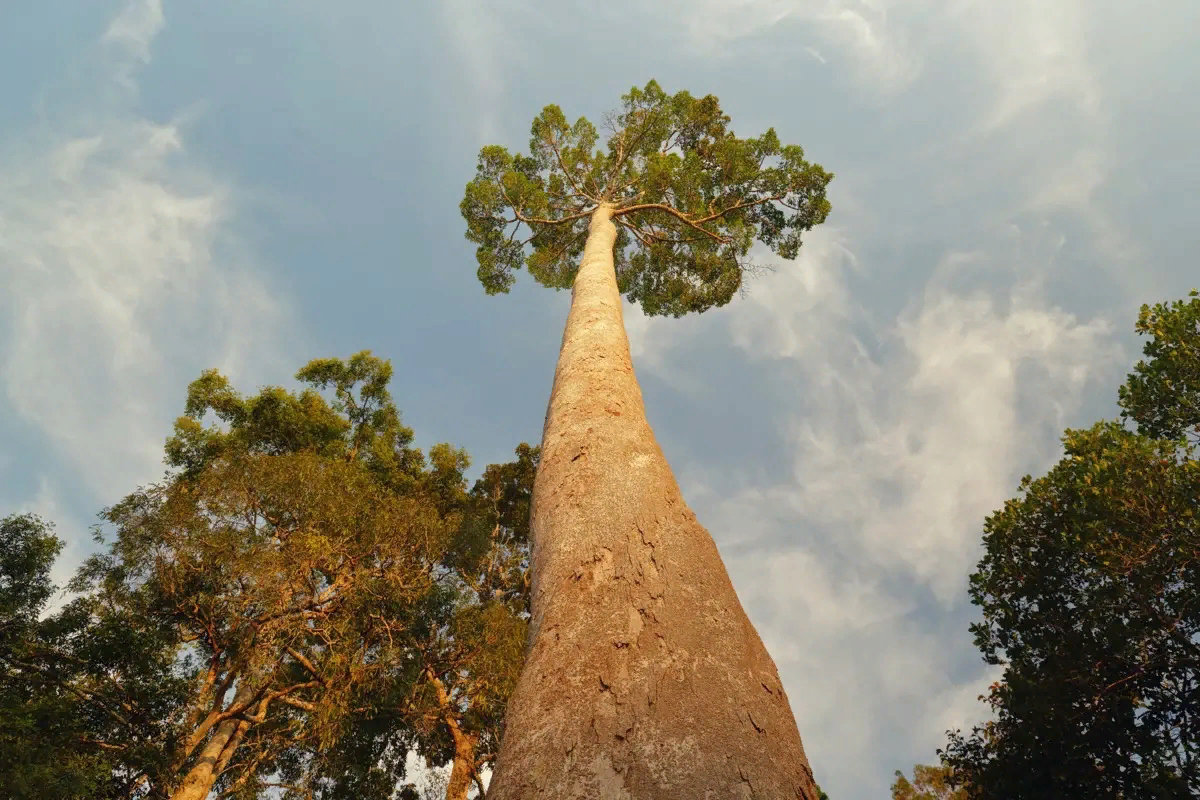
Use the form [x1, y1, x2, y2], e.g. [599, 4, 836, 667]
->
[940, 290, 1200, 798]
[461, 79, 833, 798]
[53, 353, 533, 800]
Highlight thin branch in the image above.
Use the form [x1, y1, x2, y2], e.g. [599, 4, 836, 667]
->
[628, 189, 782, 221]
[545, 130, 595, 204]
[605, 109, 661, 193]
[285, 647, 327, 687]
[612, 203, 731, 244]
[511, 207, 594, 228]
[277, 694, 320, 713]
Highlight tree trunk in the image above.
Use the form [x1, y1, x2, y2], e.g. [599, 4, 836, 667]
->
[485, 205, 819, 799]
[170, 687, 256, 800]
[170, 716, 239, 800]
[426, 668, 479, 800]
[445, 727, 478, 800]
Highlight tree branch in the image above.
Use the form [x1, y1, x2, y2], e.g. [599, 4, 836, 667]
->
[277, 694, 321, 713]
[616, 192, 785, 229]
[511, 207, 594, 228]
[545, 130, 594, 204]
[285, 646, 327, 687]
[612, 203, 731, 244]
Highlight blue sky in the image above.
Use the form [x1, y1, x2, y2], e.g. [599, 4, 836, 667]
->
[2, 1, 1198, 797]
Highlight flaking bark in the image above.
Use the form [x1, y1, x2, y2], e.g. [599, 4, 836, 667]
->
[486, 205, 818, 799]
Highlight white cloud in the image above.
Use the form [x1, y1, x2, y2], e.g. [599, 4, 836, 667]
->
[0, 3, 295, 508]
[725, 230, 1123, 593]
[637, 210, 1126, 793]
[676, 0, 921, 94]
[948, 0, 1099, 132]
[103, 0, 164, 62]
[103, 0, 165, 91]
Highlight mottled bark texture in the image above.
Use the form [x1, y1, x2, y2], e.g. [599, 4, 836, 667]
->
[170, 687, 256, 800]
[486, 205, 818, 799]
[427, 668, 479, 800]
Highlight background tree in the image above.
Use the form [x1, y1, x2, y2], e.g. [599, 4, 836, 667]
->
[890, 764, 969, 800]
[1118, 290, 1200, 447]
[10, 353, 535, 800]
[87, 434, 454, 800]
[0, 513, 186, 799]
[0, 513, 110, 799]
[462, 80, 832, 798]
[941, 290, 1200, 798]
[404, 443, 537, 800]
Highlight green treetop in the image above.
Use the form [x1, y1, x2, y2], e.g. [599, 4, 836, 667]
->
[461, 79, 833, 317]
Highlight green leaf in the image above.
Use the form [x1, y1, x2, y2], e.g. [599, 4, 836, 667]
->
[461, 79, 833, 317]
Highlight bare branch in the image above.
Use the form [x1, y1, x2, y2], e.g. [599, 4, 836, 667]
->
[277, 694, 321, 713]
[617, 192, 785, 229]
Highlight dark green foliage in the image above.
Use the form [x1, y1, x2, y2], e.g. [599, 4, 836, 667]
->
[0, 514, 185, 799]
[0, 513, 104, 799]
[0, 514, 61, 626]
[461, 79, 833, 317]
[1119, 289, 1200, 445]
[941, 290, 1200, 799]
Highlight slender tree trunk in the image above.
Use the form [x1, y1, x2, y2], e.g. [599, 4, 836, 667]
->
[444, 727, 478, 800]
[170, 717, 239, 800]
[170, 687, 256, 800]
[425, 668, 480, 800]
[486, 205, 819, 799]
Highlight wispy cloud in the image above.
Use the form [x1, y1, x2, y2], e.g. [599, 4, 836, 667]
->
[650, 223, 1126, 789]
[0, 1, 295, 508]
[672, 0, 920, 94]
[103, 0, 164, 63]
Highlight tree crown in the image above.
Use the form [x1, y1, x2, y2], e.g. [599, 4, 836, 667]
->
[461, 79, 833, 317]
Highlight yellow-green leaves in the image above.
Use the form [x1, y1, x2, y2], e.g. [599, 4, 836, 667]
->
[891, 764, 970, 800]
[460, 79, 834, 317]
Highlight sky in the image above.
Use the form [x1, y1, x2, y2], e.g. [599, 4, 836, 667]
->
[1, 0, 1198, 797]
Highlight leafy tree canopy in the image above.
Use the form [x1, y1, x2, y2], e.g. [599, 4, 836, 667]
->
[0, 513, 61, 632]
[461, 79, 833, 317]
[942, 290, 1200, 799]
[1119, 289, 1200, 446]
[1, 353, 537, 799]
[0, 514, 185, 799]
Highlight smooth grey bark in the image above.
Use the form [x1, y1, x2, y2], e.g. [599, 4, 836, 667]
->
[486, 205, 818, 799]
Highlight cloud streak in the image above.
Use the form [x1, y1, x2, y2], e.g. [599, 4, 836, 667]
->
[638, 219, 1126, 792]
[0, 0, 294, 509]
